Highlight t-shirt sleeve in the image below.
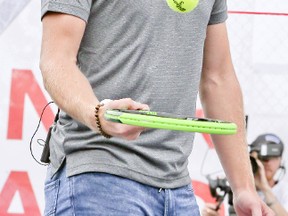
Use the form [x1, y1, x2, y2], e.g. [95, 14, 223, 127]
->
[208, 0, 228, 25]
[41, 0, 92, 22]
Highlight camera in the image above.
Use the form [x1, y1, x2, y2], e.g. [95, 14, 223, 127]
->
[250, 156, 258, 174]
[208, 176, 231, 203]
[207, 175, 236, 215]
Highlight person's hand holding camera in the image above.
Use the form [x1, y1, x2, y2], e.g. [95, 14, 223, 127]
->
[202, 203, 220, 216]
[253, 156, 270, 192]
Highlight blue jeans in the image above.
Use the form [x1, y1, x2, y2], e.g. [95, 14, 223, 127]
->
[44, 164, 200, 216]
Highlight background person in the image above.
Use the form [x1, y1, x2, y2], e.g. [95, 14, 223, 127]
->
[203, 133, 288, 216]
[250, 133, 288, 216]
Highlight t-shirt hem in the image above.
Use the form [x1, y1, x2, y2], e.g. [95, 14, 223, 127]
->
[66, 162, 192, 189]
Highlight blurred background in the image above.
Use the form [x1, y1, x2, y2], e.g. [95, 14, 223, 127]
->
[0, 0, 287, 215]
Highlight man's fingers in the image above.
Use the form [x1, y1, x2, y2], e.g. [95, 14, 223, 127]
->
[107, 98, 150, 111]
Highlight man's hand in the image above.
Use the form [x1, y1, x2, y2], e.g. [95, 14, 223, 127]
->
[233, 190, 275, 216]
[98, 98, 150, 140]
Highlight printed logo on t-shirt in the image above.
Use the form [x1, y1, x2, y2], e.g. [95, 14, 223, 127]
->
[166, 0, 199, 13]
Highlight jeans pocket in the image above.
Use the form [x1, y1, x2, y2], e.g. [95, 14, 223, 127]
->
[44, 179, 60, 216]
[185, 183, 196, 195]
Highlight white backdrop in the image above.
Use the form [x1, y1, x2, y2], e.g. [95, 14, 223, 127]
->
[0, 0, 287, 215]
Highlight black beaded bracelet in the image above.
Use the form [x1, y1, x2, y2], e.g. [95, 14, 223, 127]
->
[95, 104, 112, 138]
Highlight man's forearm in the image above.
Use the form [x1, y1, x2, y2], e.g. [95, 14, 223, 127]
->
[40, 13, 99, 131]
[40, 59, 99, 131]
[200, 70, 255, 194]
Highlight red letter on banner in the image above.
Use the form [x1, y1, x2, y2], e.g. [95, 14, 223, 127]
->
[7, 69, 54, 140]
[0, 171, 41, 215]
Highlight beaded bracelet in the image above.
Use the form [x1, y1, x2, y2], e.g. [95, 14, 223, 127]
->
[95, 103, 112, 138]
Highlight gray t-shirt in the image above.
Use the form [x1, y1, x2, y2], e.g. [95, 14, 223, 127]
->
[41, 0, 227, 188]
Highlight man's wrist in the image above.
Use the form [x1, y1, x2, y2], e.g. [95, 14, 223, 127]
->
[95, 99, 113, 138]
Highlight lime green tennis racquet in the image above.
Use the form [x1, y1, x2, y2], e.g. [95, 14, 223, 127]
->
[104, 109, 237, 135]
